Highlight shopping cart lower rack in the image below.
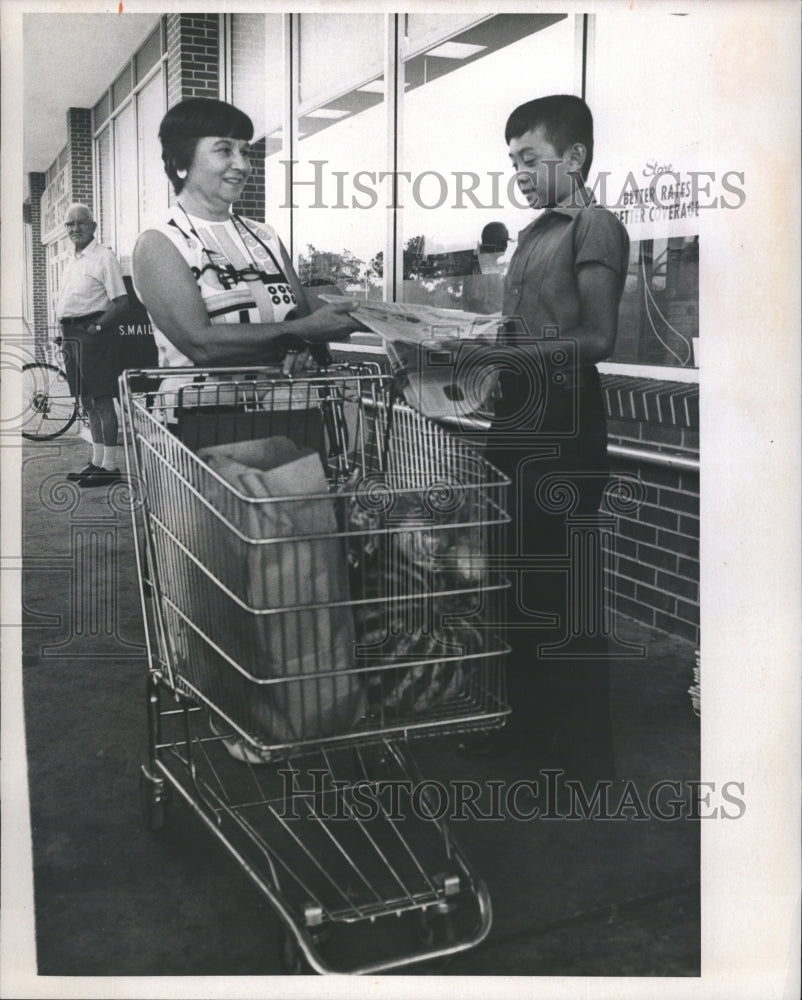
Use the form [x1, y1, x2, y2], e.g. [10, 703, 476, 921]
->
[121, 364, 510, 974]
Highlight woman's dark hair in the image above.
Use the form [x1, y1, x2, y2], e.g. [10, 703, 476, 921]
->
[158, 98, 254, 193]
[505, 95, 594, 180]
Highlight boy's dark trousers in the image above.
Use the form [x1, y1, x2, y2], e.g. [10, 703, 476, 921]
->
[487, 367, 616, 782]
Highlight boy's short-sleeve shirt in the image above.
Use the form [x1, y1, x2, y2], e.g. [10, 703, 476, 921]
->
[503, 203, 630, 354]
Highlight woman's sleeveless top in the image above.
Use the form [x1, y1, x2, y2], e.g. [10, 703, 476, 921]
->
[137, 206, 299, 369]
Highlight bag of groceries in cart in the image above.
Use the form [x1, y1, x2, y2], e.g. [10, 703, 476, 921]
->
[193, 435, 366, 744]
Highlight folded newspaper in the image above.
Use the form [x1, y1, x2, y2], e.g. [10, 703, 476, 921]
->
[322, 297, 506, 420]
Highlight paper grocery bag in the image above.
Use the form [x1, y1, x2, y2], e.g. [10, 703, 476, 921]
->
[195, 436, 365, 743]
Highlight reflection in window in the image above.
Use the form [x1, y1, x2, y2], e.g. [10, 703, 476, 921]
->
[230, 14, 287, 234]
[404, 13, 489, 56]
[293, 94, 386, 302]
[613, 236, 699, 368]
[400, 13, 576, 309]
[294, 14, 386, 302]
[299, 14, 383, 108]
[264, 141, 290, 243]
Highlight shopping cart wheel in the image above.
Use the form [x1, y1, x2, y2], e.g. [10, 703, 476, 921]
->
[139, 764, 169, 832]
[414, 901, 458, 947]
[277, 924, 321, 974]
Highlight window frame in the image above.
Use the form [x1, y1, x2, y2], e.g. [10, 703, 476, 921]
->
[92, 38, 167, 259]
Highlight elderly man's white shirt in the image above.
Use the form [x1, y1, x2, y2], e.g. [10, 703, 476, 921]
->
[57, 238, 127, 319]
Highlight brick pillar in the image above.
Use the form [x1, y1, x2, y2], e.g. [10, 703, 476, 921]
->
[28, 172, 49, 353]
[166, 13, 220, 107]
[67, 107, 93, 211]
[164, 13, 265, 219]
[234, 137, 266, 222]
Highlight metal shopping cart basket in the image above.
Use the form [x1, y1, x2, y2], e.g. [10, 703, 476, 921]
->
[120, 364, 510, 974]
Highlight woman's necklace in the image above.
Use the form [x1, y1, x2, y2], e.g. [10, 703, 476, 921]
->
[174, 204, 286, 288]
[230, 213, 285, 277]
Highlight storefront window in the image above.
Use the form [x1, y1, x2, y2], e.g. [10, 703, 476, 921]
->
[135, 23, 162, 85]
[616, 236, 700, 367]
[299, 14, 383, 109]
[94, 30, 166, 267]
[112, 63, 133, 112]
[591, 12, 709, 370]
[93, 90, 110, 131]
[400, 13, 576, 309]
[231, 14, 287, 235]
[293, 14, 386, 301]
[405, 13, 490, 56]
[137, 70, 167, 230]
[96, 127, 113, 245]
[231, 13, 283, 137]
[113, 101, 138, 269]
[46, 238, 70, 329]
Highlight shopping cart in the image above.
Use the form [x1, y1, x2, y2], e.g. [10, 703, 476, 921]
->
[120, 364, 510, 974]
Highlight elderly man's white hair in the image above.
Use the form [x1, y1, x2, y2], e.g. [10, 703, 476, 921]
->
[64, 202, 95, 222]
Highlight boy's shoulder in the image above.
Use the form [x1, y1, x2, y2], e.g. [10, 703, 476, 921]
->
[574, 202, 625, 225]
[567, 203, 630, 272]
[571, 202, 629, 241]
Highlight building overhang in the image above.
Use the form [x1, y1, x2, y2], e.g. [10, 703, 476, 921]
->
[23, 11, 159, 192]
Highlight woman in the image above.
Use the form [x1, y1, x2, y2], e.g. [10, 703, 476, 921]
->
[133, 98, 363, 762]
[132, 97, 360, 381]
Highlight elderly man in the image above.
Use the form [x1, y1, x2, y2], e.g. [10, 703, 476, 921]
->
[56, 203, 129, 487]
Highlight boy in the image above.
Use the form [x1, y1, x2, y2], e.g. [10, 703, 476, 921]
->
[461, 96, 630, 785]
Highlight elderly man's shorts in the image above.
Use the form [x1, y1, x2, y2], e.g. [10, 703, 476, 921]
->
[61, 326, 121, 398]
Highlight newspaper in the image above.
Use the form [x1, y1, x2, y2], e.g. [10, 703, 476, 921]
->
[321, 297, 506, 420]
[325, 298, 505, 345]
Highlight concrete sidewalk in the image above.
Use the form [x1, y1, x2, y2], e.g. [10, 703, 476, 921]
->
[20, 434, 700, 978]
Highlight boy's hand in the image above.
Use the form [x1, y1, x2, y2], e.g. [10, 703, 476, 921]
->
[300, 300, 363, 341]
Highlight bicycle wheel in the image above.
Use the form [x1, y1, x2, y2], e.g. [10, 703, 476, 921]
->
[21, 362, 79, 440]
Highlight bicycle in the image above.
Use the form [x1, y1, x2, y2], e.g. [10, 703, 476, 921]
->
[22, 340, 86, 441]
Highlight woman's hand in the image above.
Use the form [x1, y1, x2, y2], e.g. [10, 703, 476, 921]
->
[133, 229, 363, 366]
[281, 348, 316, 377]
[297, 300, 363, 341]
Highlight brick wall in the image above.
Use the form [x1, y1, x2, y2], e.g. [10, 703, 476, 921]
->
[603, 376, 700, 644]
[234, 137, 266, 221]
[27, 172, 49, 351]
[66, 108, 93, 212]
[166, 13, 220, 106]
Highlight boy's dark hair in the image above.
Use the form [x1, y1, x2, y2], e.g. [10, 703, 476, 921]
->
[158, 98, 254, 193]
[505, 95, 594, 180]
